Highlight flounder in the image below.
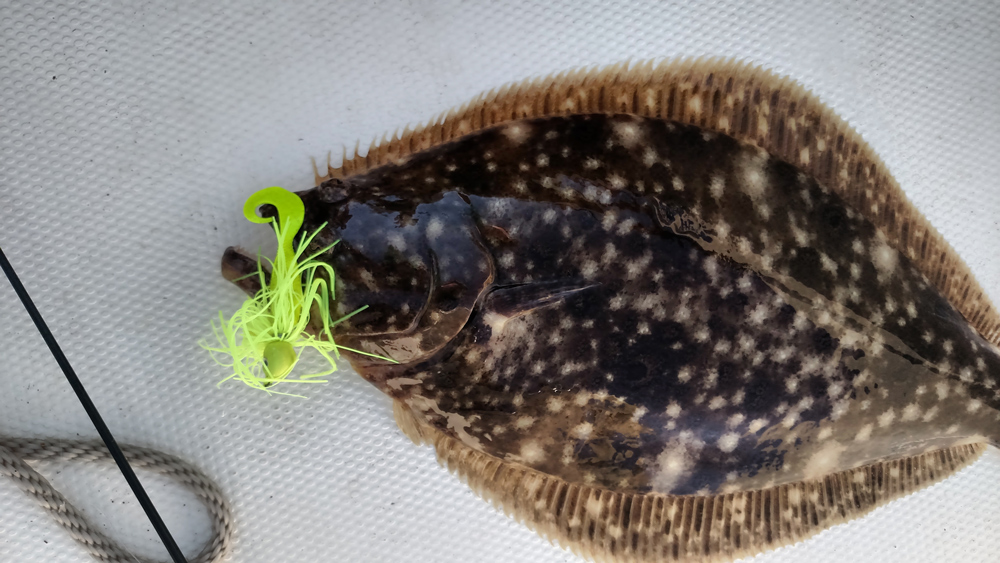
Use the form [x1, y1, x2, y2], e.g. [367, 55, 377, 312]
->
[222, 59, 1000, 562]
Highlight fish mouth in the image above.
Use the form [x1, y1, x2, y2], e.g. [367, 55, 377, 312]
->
[221, 246, 267, 297]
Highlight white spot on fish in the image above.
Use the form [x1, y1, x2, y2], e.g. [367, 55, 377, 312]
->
[803, 441, 847, 479]
[612, 121, 643, 148]
[426, 217, 444, 240]
[651, 443, 695, 492]
[546, 397, 564, 413]
[872, 240, 899, 279]
[502, 123, 531, 144]
[877, 408, 895, 428]
[642, 147, 658, 167]
[519, 440, 545, 463]
[819, 253, 838, 274]
[717, 433, 740, 453]
[665, 402, 682, 418]
[709, 174, 725, 200]
[386, 232, 407, 252]
[572, 422, 593, 439]
[748, 418, 768, 434]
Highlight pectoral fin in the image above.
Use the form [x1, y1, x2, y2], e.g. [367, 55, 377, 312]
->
[484, 280, 598, 319]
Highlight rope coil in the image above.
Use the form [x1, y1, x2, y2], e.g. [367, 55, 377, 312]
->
[0, 438, 232, 563]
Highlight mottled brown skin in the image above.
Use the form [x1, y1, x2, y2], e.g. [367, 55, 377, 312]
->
[224, 114, 1000, 496]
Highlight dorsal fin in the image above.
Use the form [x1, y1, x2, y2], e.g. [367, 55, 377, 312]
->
[393, 400, 985, 562]
[324, 57, 1000, 350]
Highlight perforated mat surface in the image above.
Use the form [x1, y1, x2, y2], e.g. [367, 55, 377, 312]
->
[1, 1, 998, 562]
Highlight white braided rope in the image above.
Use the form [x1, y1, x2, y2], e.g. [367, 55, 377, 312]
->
[0, 438, 233, 563]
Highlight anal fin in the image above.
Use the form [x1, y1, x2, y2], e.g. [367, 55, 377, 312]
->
[397, 409, 987, 562]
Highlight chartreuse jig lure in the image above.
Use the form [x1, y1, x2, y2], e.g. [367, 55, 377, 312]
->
[202, 186, 372, 396]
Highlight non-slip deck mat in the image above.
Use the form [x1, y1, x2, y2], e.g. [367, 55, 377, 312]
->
[1, 1, 998, 562]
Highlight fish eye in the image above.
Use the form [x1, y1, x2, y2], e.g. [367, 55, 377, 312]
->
[317, 182, 350, 204]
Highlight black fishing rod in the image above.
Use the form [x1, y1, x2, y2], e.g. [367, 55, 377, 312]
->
[0, 245, 188, 563]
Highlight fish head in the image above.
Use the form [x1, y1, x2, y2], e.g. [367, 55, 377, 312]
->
[221, 176, 495, 383]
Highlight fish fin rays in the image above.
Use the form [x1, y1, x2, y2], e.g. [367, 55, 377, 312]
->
[484, 280, 598, 320]
[393, 399, 432, 446]
[394, 404, 987, 562]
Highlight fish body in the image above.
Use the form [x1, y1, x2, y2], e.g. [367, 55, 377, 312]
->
[223, 61, 999, 561]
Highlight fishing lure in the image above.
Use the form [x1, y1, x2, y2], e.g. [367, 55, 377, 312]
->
[218, 59, 999, 562]
[202, 186, 376, 395]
